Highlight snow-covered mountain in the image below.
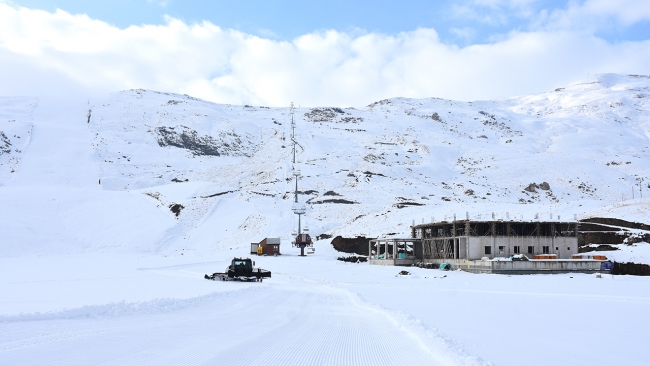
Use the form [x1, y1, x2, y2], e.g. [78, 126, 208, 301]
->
[3, 74, 650, 366]
[2, 73, 650, 256]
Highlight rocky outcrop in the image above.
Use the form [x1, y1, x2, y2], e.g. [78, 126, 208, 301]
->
[613, 262, 650, 276]
[581, 217, 650, 231]
[524, 182, 551, 192]
[578, 217, 650, 246]
[156, 126, 250, 157]
[303, 108, 344, 122]
[331, 236, 374, 256]
[578, 232, 628, 246]
[337, 256, 368, 263]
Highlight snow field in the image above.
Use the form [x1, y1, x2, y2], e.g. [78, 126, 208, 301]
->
[0, 253, 491, 366]
[2, 245, 649, 365]
[2, 74, 650, 365]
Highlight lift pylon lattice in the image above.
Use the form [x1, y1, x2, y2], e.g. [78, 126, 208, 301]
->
[288, 102, 313, 256]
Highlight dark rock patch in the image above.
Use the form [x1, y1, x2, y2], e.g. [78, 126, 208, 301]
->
[298, 190, 318, 195]
[0, 131, 12, 155]
[578, 232, 627, 246]
[201, 190, 236, 198]
[579, 244, 620, 252]
[169, 203, 184, 217]
[579, 223, 625, 232]
[337, 256, 368, 263]
[394, 202, 425, 209]
[251, 191, 275, 197]
[363, 171, 386, 177]
[613, 262, 650, 276]
[311, 199, 357, 204]
[331, 236, 374, 255]
[156, 126, 250, 157]
[578, 217, 650, 247]
[524, 182, 551, 193]
[323, 191, 341, 196]
[581, 217, 650, 231]
[304, 108, 343, 122]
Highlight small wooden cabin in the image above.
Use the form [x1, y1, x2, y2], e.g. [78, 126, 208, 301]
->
[259, 237, 281, 255]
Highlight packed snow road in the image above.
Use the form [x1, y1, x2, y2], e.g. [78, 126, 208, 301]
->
[0, 282, 451, 366]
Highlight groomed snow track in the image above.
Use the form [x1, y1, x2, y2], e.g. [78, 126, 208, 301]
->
[0, 284, 456, 366]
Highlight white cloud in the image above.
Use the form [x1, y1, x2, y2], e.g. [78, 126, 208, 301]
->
[451, 0, 540, 25]
[450, 27, 477, 41]
[534, 0, 650, 32]
[0, 3, 649, 107]
[146, 0, 170, 7]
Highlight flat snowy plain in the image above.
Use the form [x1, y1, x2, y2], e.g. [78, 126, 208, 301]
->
[1, 246, 649, 366]
[2, 74, 650, 365]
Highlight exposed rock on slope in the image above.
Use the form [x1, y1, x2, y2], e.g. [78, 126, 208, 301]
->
[156, 126, 248, 157]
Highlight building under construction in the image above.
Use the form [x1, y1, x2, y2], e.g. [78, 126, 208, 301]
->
[367, 219, 610, 274]
[411, 219, 579, 260]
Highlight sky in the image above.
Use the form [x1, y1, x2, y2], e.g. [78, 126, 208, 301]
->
[1, 0, 650, 107]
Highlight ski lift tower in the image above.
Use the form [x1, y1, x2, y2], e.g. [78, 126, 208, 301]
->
[290, 102, 297, 164]
[288, 102, 313, 255]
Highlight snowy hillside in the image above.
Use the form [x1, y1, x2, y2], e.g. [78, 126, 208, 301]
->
[2, 75, 650, 255]
[80, 73, 650, 254]
[2, 74, 650, 366]
[0, 97, 35, 184]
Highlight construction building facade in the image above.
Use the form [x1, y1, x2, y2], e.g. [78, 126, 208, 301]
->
[411, 220, 578, 260]
[368, 220, 612, 274]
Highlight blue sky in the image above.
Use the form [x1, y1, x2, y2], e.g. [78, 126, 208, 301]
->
[1, 0, 650, 106]
[9, 0, 650, 44]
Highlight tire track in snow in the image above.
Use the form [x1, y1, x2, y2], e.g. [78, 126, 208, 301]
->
[0, 283, 485, 366]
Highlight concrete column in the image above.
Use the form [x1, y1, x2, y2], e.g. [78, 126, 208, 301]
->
[465, 220, 470, 260]
[551, 223, 556, 256]
[452, 221, 456, 260]
[536, 222, 541, 256]
[385, 241, 388, 261]
[506, 222, 511, 256]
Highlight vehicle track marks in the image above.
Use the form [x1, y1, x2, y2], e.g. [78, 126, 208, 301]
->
[0, 283, 470, 365]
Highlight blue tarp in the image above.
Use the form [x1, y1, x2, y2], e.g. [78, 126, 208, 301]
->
[601, 261, 614, 270]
